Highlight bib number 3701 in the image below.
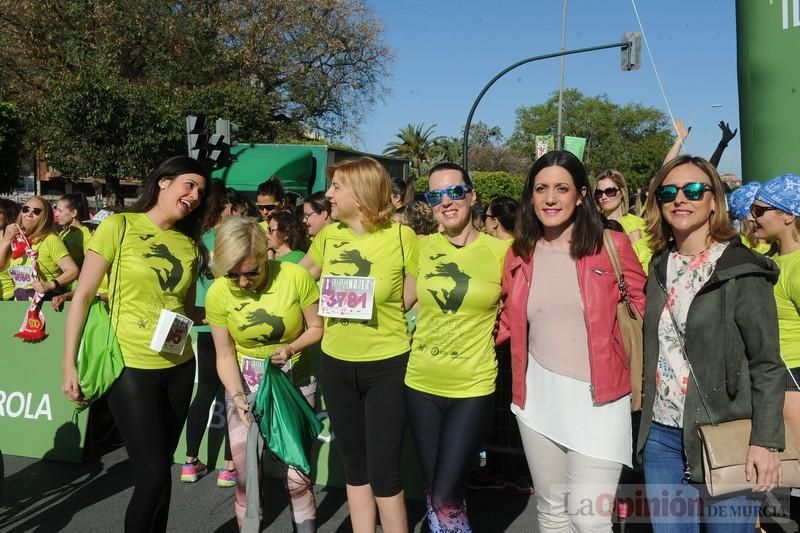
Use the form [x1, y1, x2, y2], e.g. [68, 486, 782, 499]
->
[150, 310, 194, 355]
[318, 275, 375, 320]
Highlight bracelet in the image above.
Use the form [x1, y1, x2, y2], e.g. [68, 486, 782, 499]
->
[51, 279, 61, 290]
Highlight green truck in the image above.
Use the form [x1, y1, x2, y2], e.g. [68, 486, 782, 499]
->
[211, 143, 410, 203]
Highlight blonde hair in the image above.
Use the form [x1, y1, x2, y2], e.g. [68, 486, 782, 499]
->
[17, 195, 55, 244]
[327, 157, 393, 231]
[594, 169, 630, 216]
[212, 217, 267, 279]
[645, 156, 737, 254]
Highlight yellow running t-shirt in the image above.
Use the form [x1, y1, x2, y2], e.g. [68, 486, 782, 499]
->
[308, 221, 418, 362]
[7, 232, 70, 289]
[619, 213, 652, 273]
[405, 232, 509, 397]
[205, 260, 319, 383]
[774, 249, 800, 369]
[59, 226, 91, 268]
[89, 213, 199, 369]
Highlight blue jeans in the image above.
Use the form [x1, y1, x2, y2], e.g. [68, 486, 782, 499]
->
[643, 422, 761, 533]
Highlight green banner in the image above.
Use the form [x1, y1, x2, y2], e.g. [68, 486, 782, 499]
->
[737, 0, 800, 181]
[0, 302, 90, 462]
[563, 136, 587, 161]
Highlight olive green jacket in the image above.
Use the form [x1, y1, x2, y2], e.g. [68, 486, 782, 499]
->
[636, 239, 785, 483]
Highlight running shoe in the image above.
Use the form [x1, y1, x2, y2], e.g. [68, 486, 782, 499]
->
[216, 468, 237, 488]
[180, 460, 208, 483]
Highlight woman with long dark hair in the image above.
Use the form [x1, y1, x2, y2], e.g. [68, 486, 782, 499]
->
[62, 155, 210, 532]
[497, 150, 646, 532]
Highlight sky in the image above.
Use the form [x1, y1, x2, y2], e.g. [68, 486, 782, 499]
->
[352, 0, 742, 177]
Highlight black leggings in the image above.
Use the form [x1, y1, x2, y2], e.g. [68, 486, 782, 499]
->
[108, 358, 196, 533]
[184, 332, 232, 461]
[319, 352, 408, 497]
[405, 388, 494, 513]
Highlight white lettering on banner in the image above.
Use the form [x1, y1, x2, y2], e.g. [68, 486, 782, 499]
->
[783, 0, 800, 29]
[208, 399, 226, 429]
[0, 390, 53, 421]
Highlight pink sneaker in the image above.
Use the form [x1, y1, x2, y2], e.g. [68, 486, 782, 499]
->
[217, 468, 237, 488]
[180, 460, 208, 483]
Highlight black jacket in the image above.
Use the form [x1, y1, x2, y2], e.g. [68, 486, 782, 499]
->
[636, 239, 785, 482]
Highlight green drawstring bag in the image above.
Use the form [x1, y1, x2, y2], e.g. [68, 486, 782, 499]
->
[76, 298, 124, 410]
[252, 364, 322, 475]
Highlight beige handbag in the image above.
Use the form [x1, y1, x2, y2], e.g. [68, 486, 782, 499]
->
[661, 281, 800, 496]
[603, 231, 644, 411]
[698, 418, 800, 497]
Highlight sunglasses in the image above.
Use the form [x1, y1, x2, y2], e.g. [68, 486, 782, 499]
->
[594, 187, 620, 199]
[257, 203, 278, 212]
[750, 204, 779, 218]
[424, 185, 472, 206]
[655, 182, 712, 203]
[225, 269, 261, 280]
[21, 206, 43, 216]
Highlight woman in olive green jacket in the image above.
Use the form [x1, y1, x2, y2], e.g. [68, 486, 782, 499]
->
[637, 156, 785, 532]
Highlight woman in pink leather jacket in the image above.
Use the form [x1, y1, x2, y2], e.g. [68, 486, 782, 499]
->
[496, 150, 645, 532]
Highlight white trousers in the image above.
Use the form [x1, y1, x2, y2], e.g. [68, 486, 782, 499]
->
[517, 419, 622, 533]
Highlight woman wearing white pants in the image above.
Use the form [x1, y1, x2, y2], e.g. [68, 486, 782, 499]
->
[497, 151, 646, 532]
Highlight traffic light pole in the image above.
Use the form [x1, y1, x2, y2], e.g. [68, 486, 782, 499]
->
[462, 39, 636, 173]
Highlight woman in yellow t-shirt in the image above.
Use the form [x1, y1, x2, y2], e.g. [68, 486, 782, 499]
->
[300, 157, 418, 533]
[593, 169, 652, 271]
[751, 173, 800, 445]
[405, 163, 509, 531]
[55, 193, 92, 269]
[0, 195, 78, 301]
[207, 216, 322, 530]
[62, 156, 210, 532]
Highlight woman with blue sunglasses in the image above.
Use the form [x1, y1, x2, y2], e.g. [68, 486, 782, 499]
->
[638, 155, 785, 532]
[405, 162, 509, 532]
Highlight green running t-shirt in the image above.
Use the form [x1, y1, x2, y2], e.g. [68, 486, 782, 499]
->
[308, 221, 418, 362]
[774, 249, 800, 370]
[88, 213, 199, 369]
[405, 232, 510, 397]
[205, 260, 319, 384]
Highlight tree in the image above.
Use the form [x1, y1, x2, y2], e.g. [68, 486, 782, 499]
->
[0, 102, 22, 192]
[0, 0, 392, 182]
[508, 89, 673, 189]
[383, 123, 442, 179]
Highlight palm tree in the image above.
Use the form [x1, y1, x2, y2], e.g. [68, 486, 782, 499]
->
[383, 123, 442, 179]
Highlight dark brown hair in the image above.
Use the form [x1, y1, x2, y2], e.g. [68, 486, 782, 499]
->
[513, 150, 603, 260]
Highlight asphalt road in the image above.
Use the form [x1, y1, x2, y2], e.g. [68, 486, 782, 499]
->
[0, 446, 539, 532]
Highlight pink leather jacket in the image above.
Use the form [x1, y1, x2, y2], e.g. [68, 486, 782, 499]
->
[497, 231, 646, 409]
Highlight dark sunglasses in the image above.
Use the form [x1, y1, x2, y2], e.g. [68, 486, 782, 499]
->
[655, 182, 712, 203]
[750, 204, 779, 218]
[594, 187, 620, 199]
[21, 206, 43, 215]
[256, 203, 278, 211]
[225, 269, 260, 280]
[424, 185, 472, 206]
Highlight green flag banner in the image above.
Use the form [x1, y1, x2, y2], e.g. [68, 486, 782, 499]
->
[737, 1, 800, 181]
[564, 136, 587, 161]
[535, 135, 554, 159]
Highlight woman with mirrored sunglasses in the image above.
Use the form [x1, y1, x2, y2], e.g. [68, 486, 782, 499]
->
[750, 174, 800, 450]
[404, 163, 509, 532]
[0, 195, 78, 301]
[299, 156, 418, 533]
[497, 150, 646, 532]
[207, 216, 322, 531]
[594, 169, 653, 273]
[638, 155, 785, 532]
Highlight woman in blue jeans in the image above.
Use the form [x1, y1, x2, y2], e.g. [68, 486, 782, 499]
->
[637, 156, 786, 533]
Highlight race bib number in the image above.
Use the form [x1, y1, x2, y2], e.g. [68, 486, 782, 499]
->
[318, 275, 375, 320]
[9, 265, 35, 289]
[149, 310, 194, 355]
[241, 355, 267, 394]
